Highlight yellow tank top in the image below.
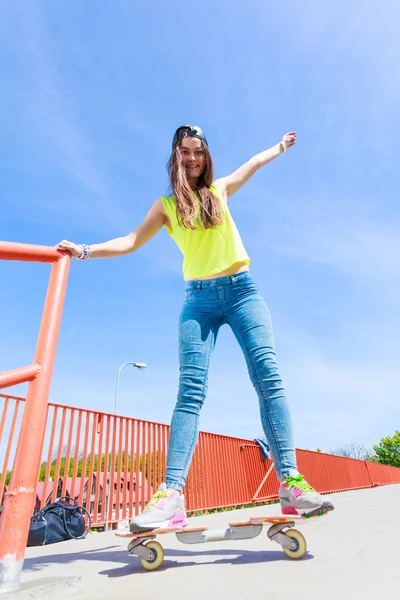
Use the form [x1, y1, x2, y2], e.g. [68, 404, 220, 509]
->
[160, 186, 250, 280]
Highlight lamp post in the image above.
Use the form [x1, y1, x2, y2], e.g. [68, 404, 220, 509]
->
[105, 361, 147, 531]
[114, 361, 147, 415]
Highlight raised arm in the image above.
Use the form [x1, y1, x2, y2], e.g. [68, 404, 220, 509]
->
[57, 197, 167, 259]
[213, 132, 296, 200]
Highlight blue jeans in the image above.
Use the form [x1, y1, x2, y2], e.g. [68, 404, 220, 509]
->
[165, 271, 298, 490]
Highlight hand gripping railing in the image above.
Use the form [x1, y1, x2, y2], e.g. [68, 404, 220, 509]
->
[0, 241, 70, 593]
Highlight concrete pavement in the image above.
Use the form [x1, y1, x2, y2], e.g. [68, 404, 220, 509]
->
[6, 484, 400, 599]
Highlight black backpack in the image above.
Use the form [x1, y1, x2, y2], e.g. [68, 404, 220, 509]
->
[27, 497, 92, 546]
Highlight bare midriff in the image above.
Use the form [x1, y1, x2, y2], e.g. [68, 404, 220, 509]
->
[186, 261, 250, 281]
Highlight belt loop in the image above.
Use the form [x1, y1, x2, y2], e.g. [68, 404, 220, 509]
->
[197, 281, 202, 290]
[231, 275, 236, 285]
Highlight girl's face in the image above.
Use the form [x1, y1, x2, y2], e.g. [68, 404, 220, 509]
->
[179, 137, 206, 183]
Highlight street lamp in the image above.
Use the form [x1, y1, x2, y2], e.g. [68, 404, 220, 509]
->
[105, 361, 147, 532]
[114, 361, 147, 414]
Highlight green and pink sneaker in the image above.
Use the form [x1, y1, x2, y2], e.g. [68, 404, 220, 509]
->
[130, 483, 187, 533]
[279, 474, 335, 517]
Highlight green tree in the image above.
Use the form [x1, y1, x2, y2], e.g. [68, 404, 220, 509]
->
[134, 452, 165, 487]
[373, 431, 400, 468]
[3, 450, 165, 490]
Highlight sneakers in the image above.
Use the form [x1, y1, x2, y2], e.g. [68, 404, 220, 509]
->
[129, 483, 187, 533]
[279, 474, 335, 517]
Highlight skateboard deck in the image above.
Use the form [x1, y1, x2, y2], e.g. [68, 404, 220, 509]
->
[116, 525, 207, 538]
[115, 514, 311, 539]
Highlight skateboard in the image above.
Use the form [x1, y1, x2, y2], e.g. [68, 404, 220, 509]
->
[116, 513, 326, 571]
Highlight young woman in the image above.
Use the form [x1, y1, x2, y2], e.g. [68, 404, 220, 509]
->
[57, 125, 334, 532]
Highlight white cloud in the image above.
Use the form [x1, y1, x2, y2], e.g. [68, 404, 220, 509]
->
[0, 1, 131, 232]
[235, 182, 400, 293]
[272, 204, 400, 283]
[276, 323, 400, 450]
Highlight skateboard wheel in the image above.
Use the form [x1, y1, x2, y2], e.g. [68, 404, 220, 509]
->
[282, 529, 307, 560]
[140, 541, 164, 571]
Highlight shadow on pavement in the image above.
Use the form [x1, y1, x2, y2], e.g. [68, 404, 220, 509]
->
[24, 545, 314, 578]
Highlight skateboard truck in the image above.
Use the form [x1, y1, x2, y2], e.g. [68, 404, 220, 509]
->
[267, 521, 298, 550]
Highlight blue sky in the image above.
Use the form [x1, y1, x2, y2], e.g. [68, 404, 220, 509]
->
[1, 0, 399, 454]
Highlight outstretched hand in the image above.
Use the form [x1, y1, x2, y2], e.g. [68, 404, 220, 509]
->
[282, 132, 296, 150]
[56, 240, 82, 259]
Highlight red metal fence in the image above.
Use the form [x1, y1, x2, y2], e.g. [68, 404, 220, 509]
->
[2, 392, 400, 528]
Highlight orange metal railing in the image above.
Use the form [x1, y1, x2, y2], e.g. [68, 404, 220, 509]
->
[0, 394, 169, 527]
[2, 392, 400, 532]
[0, 241, 70, 593]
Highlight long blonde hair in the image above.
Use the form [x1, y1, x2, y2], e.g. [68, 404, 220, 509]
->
[168, 141, 223, 229]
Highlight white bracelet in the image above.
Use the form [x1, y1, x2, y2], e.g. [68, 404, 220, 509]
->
[280, 141, 288, 154]
[77, 244, 92, 260]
